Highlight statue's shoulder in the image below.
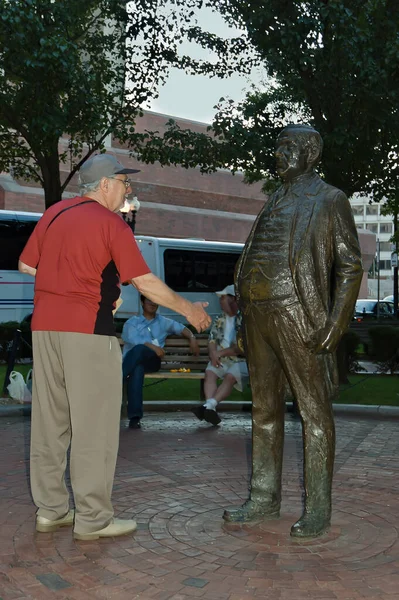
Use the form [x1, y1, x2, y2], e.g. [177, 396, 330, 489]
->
[269, 185, 283, 200]
[312, 174, 347, 202]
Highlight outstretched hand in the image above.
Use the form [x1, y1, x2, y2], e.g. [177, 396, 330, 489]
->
[186, 302, 211, 333]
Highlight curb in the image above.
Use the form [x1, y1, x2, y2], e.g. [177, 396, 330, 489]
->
[1, 400, 399, 419]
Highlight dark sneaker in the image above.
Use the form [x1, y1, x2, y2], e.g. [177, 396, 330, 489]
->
[203, 408, 221, 426]
[129, 417, 141, 429]
[191, 405, 206, 421]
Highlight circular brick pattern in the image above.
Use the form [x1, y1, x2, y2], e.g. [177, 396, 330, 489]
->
[128, 483, 399, 576]
[1, 412, 399, 599]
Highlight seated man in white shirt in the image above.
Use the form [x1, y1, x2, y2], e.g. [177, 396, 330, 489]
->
[122, 295, 199, 428]
[192, 285, 249, 426]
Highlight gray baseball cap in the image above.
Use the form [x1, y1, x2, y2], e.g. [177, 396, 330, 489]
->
[79, 154, 140, 184]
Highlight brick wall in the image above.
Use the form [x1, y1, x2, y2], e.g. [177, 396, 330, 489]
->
[134, 204, 255, 243]
[0, 110, 266, 241]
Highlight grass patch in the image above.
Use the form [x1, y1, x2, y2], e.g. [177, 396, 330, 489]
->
[1, 367, 398, 407]
[143, 374, 399, 406]
[336, 374, 399, 406]
[143, 378, 252, 402]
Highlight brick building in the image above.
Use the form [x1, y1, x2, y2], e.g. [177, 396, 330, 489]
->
[0, 111, 265, 244]
[0, 110, 374, 294]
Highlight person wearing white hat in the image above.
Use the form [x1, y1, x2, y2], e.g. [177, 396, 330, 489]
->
[192, 284, 249, 425]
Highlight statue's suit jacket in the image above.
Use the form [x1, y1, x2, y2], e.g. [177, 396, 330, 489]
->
[236, 172, 363, 345]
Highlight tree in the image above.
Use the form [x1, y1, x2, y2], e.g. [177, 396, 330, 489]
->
[141, 0, 399, 201]
[0, 0, 248, 208]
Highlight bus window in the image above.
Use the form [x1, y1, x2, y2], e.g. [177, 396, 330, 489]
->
[0, 216, 18, 270]
[164, 249, 241, 292]
[0, 215, 37, 270]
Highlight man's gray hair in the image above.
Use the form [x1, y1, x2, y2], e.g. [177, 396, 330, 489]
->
[279, 124, 323, 165]
[78, 179, 102, 195]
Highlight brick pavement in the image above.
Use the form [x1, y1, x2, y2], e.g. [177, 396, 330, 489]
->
[0, 411, 399, 600]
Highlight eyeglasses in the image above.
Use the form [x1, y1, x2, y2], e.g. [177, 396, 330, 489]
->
[107, 177, 132, 189]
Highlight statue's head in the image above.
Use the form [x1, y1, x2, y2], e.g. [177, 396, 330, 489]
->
[275, 124, 323, 182]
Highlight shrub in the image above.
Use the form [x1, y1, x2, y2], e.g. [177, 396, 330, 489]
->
[369, 326, 399, 374]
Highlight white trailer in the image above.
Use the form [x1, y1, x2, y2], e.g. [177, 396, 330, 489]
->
[0, 210, 243, 323]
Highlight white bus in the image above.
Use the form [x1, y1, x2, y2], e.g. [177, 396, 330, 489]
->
[0, 210, 243, 324]
[0, 210, 39, 323]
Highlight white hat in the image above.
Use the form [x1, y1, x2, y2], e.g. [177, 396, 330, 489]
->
[215, 284, 235, 297]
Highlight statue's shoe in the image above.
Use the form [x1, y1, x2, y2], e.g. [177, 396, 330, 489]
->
[223, 499, 280, 523]
[290, 513, 330, 538]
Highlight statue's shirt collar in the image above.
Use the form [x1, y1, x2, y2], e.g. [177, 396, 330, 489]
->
[280, 171, 319, 197]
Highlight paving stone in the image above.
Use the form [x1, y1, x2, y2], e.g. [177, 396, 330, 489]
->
[1, 411, 399, 600]
[182, 577, 209, 588]
[35, 572, 73, 590]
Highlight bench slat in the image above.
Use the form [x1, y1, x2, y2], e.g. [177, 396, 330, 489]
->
[164, 347, 208, 352]
[161, 354, 208, 361]
[164, 339, 208, 347]
[144, 372, 205, 379]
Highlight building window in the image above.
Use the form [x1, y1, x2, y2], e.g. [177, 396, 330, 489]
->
[164, 249, 241, 293]
[380, 223, 393, 234]
[365, 223, 378, 234]
[366, 205, 379, 215]
[351, 205, 364, 216]
[379, 260, 392, 270]
[379, 242, 392, 252]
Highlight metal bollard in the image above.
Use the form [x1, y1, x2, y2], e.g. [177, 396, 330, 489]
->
[3, 329, 22, 395]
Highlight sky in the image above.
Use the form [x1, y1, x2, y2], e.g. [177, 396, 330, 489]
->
[148, 6, 265, 124]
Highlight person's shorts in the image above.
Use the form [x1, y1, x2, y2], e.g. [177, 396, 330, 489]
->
[205, 360, 249, 392]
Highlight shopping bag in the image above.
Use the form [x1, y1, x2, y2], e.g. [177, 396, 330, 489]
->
[7, 371, 26, 402]
[7, 370, 33, 403]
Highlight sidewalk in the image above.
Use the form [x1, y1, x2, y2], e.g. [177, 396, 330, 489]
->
[2, 399, 399, 418]
[1, 411, 399, 599]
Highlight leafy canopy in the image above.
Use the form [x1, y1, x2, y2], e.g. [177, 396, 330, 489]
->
[141, 0, 399, 203]
[0, 0, 249, 206]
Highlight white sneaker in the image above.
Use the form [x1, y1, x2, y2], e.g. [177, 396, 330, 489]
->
[36, 509, 75, 533]
[74, 518, 137, 541]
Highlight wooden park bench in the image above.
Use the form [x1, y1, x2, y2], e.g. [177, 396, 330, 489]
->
[118, 334, 210, 415]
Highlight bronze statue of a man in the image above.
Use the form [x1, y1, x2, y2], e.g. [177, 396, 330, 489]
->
[224, 124, 362, 537]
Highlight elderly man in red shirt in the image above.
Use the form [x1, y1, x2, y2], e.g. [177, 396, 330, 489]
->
[19, 154, 211, 541]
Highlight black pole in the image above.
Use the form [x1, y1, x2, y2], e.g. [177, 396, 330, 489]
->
[3, 329, 22, 395]
[122, 211, 136, 233]
[393, 211, 398, 319]
[377, 240, 380, 319]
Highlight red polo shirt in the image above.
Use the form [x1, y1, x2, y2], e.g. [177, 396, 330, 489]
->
[20, 196, 150, 335]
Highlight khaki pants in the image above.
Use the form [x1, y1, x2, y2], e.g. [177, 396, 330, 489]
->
[31, 331, 122, 534]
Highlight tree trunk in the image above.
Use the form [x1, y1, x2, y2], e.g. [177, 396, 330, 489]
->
[37, 144, 63, 209]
